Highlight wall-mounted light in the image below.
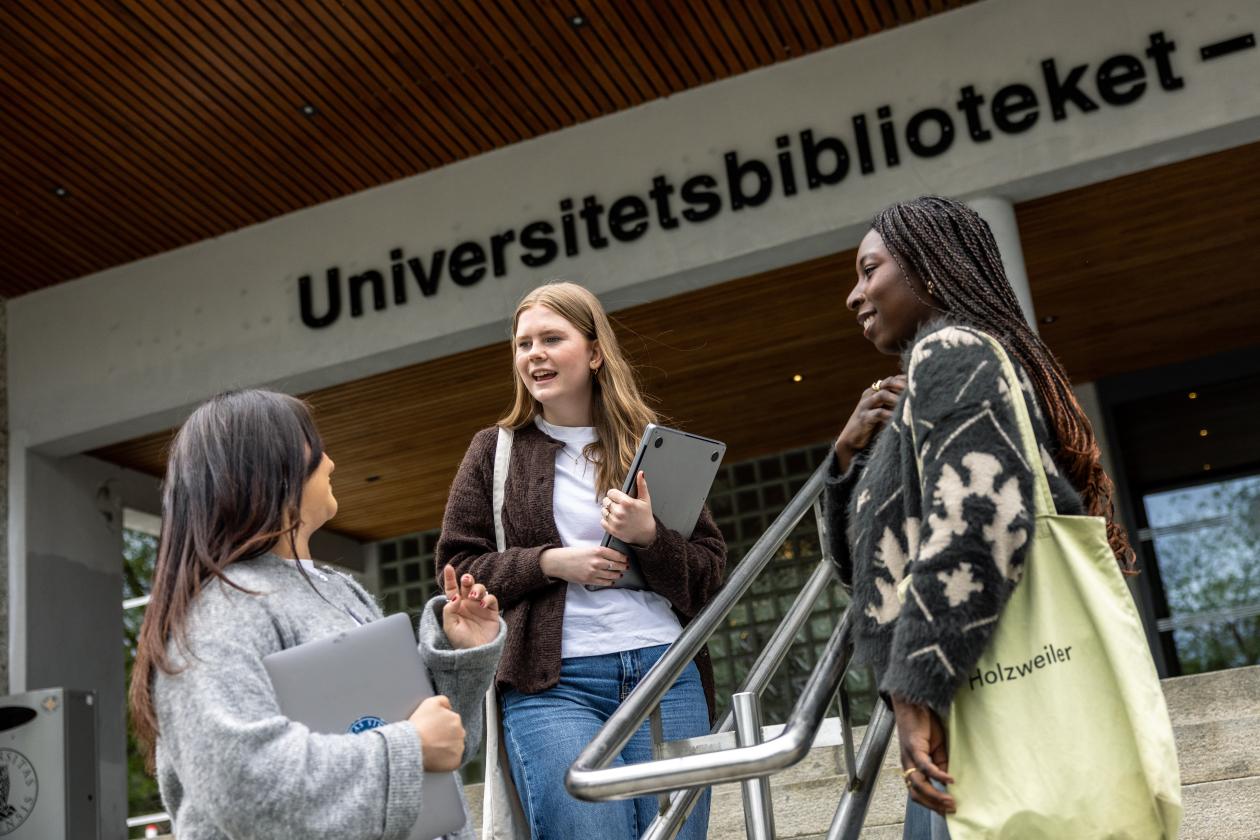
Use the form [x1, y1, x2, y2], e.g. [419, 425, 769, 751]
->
[1199, 429, 1209, 437]
[1188, 391, 1198, 400]
[792, 374, 802, 382]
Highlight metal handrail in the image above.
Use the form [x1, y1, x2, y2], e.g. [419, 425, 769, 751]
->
[640, 552, 839, 840]
[568, 610, 855, 800]
[567, 456, 895, 839]
[565, 461, 831, 799]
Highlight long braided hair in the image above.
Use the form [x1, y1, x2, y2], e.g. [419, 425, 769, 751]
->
[872, 195, 1135, 573]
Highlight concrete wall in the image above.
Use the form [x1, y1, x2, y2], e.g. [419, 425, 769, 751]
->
[19, 454, 161, 840]
[8, 0, 1260, 457]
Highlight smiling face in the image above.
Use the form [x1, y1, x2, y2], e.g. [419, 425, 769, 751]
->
[847, 228, 938, 355]
[514, 304, 602, 426]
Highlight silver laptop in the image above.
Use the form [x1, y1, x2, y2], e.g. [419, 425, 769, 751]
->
[591, 423, 727, 590]
[262, 612, 466, 840]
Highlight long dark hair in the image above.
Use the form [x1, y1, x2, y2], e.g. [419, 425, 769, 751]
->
[129, 389, 325, 767]
[871, 195, 1135, 573]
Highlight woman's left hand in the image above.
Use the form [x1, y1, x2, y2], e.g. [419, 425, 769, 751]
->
[602, 471, 657, 547]
[441, 565, 500, 650]
[892, 696, 956, 815]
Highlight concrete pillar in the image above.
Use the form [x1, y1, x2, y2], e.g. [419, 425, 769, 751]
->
[967, 196, 1038, 333]
[15, 452, 162, 840]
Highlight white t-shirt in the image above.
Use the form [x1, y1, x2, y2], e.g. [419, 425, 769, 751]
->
[534, 416, 684, 659]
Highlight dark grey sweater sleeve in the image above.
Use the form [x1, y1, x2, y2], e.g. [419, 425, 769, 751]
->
[823, 449, 867, 588]
[880, 327, 1038, 716]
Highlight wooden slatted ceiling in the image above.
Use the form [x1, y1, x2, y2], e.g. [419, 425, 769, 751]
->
[0, 0, 970, 298]
[91, 140, 1260, 542]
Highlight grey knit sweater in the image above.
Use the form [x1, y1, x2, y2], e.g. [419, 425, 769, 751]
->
[152, 554, 504, 840]
[823, 320, 1084, 716]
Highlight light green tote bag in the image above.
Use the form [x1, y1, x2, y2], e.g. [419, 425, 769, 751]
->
[915, 334, 1183, 839]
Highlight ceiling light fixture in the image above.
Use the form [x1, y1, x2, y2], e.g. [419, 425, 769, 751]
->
[1039, 314, 1057, 324]
[300, 103, 318, 117]
[1188, 391, 1198, 400]
[52, 185, 70, 198]
[1203, 464, 1212, 471]
[792, 374, 803, 382]
[570, 14, 586, 28]
[1199, 429, 1209, 437]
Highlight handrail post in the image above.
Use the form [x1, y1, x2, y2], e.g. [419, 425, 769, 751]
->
[649, 707, 669, 814]
[827, 698, 895, 840]
[732, 691, 775, 840]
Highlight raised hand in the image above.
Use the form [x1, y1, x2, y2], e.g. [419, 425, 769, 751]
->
[440, 564, 500, 650]
[834, 375, 906, 472]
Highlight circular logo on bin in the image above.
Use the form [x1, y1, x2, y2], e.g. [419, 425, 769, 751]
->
[0, 748, 37, 835]
[348, 715, 386, 735]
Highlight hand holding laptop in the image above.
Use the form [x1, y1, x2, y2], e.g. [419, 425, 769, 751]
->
[601, 470, 656, 546]
[410, 696, 465, 772]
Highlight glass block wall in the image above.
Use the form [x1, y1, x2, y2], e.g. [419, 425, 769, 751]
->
[705, 442, 876, 725]
[373, 441, 877, 783]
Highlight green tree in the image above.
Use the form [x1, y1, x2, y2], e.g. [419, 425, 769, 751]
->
[122, 529, 164, 825]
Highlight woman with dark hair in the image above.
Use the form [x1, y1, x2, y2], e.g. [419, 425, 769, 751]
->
[130, 389, 505, 840]
[824, 196, 1136, 838]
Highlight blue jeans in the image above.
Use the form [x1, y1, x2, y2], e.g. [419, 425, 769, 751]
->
[501, 644, 711, 840]
[904, 782, 951, 840]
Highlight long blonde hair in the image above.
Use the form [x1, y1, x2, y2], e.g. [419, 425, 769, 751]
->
[499, 281, 657, 498]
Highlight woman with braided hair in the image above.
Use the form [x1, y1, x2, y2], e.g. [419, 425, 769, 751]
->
[823, 195, 1135, 838]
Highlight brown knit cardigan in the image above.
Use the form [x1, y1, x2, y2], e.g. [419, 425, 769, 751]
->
[435, 422, 728, 720]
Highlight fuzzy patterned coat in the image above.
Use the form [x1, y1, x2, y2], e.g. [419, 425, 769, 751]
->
[823, 319, 1084, 716]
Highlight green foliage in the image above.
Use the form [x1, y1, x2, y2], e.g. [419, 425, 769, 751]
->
[122, 529, 164, 821]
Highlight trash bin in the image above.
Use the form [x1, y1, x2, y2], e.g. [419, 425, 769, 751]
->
[0, 688, 98, 839]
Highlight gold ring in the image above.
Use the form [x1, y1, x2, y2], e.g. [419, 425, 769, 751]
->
[871, 378, 884, 391]
[902, 768, 918, 779]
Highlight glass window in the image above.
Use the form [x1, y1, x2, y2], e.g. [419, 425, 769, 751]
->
[1142, 473, 1260, 674]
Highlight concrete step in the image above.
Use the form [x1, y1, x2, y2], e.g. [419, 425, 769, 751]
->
[465, 664, 1260, 839]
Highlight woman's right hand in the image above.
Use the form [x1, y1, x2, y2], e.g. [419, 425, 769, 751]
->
[540, 546, 628, 586]
[834, 375, 906, 473]
[410, 695, 465, 772]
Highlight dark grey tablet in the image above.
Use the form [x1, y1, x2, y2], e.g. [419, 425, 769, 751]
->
[262, 612, 465, 840]
[589, 423, 727, 591]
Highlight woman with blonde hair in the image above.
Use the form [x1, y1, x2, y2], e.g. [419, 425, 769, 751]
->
[437, 281, 726, 839]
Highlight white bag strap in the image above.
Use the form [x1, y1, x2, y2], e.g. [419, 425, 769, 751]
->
[485, 424, 530, 840]
[493, 426, 513, 553]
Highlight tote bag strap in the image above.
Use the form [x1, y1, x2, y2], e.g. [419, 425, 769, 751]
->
[493, 426, 513, 552]
[906, 329, 1056, 519]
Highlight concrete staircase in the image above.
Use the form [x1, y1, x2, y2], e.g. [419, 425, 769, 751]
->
[464, 664, 1260, 838]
